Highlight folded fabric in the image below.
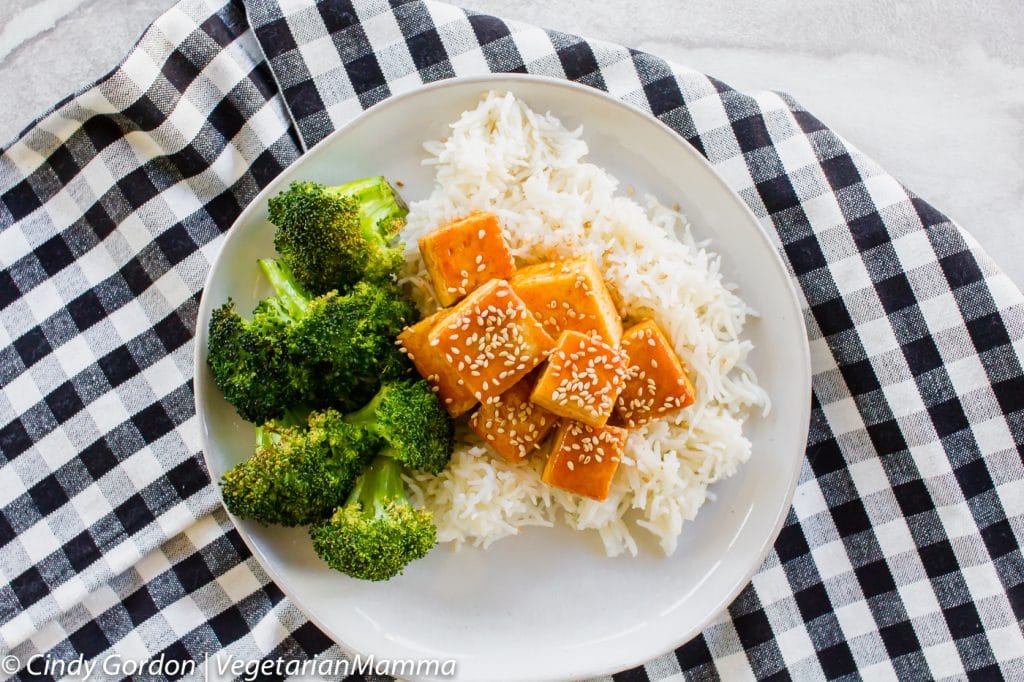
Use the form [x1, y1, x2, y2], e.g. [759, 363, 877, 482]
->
[0, 0, 1021, 679]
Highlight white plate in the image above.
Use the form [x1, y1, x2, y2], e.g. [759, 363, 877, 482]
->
[194, 74, 810, 681]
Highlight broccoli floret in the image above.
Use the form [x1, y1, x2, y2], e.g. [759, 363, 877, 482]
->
[221, 408, 379, 526]
[208, 258, 416, 422]
[259, 257, 416, 411]
[310, 455, 435, 581]
[267, 177, 408, 295]
[289, 286, 416, 409]
[207, 298, 310, 424]
[344, 380, 454, 474]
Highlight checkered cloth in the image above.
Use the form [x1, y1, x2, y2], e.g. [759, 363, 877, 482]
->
[1, 0, 1021, 678]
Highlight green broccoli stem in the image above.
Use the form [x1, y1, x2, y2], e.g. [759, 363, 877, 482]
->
[360, 196, 407, 242]
[254, 406, 308, 450]
[258, 258, 311, 320]
[325, 176, 388, 201]
[347, 454, 408, 517]
[254, 424, 273, 450]
[343, 390, 385, 432]
[324, 176, 407, 243]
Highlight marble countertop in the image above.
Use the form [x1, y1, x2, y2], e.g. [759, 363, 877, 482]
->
[2, 0, 1022, 290]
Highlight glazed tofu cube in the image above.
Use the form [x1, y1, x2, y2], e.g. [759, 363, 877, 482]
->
[398, 311, 478, 417]
[530, 330, 629, 427]
[542, 420, 628, 501]
[614, 320, 696, 427]
[468, 372, 558, 462]
[419, 212, 516, 306]
[511, 257, 622, 345]
[429, 279, 555, 403]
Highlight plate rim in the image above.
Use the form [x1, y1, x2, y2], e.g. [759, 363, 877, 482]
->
[193, 72, 811, 681]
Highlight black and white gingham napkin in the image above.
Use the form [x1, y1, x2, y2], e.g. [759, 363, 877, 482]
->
[2, 0, 1022, 678]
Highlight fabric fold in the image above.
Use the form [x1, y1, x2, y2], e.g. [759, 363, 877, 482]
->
[0, 0, 299, 654]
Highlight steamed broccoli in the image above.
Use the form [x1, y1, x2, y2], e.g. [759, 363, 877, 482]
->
[207, 297, 311, 424]
[221, 409, 379, 526]
[310, 455, 435, 581]
[261, 259, 416, 410]
[267, 177, 408, 295]
[209, 258, 415, 421]
[344, 380, 454, 474]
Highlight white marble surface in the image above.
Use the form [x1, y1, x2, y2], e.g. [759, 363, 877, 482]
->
[1, 0, 1022, 290]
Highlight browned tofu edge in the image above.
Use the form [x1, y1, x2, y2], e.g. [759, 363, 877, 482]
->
[398, 310, 478, 417]
[529, 329, 629, 427]
[468, 373, 558, 462]
[511, 256, 622, 345]
[417, 212, 516, 306]
[428, 280, 555, 401]
[541, 420, 627, 500]
[613, 319, 696, 427]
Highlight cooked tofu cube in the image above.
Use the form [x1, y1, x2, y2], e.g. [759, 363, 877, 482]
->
[429, 279, 555, 403]
[530, 330, 629, 427]
[468, 372, 558, 462]
[511, 257, 622, 345]
[418, 212, 516, 306]
[614, 320, 696, 427]
[398, 310, 478, 417]
[542, 420, 628, 501]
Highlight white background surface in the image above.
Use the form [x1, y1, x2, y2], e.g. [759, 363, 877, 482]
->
[1, 0, 1021, 289]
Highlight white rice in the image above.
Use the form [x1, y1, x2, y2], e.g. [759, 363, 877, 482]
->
[399, 91, 769, 557]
